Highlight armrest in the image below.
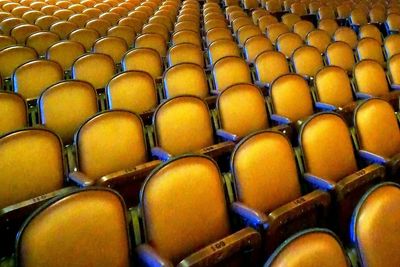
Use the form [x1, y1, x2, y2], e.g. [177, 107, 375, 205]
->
[390, 84, 400, 90]
[303, 173, 336, 191]
[198, 141, 235, 158]
[216, 129, 239, 142]
[270, 114, 291, 125]
[177, 227, 261, 267]
[356, 92, 372, 99]
[358, 150, 389, 165]
[315, 101, 337, 111]
[387, 152, 400, 177]
[231, 202, 269, 230]
[151, 147, 172, 161]
[268, 190, 331, 232]
[335, 164, 385, 200]
[68, 171, 94, 187]
[136, 244, 173, 267]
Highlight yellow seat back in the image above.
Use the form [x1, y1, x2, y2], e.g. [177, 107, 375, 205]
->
[0, 46, 37, 79]
[92, 36, 128, 64]
[107, 25, 136, 47]
[237, 24, 262, 46]
[172, 30, 201, 47]
[49, 21, 78, 39]
[359, 24, 383, 45]
[68, 28, 100, 52]
[26, 31, 60, 57]
[334, 27, 358, 49]
[208, 39, 240, 65]
[255, 50, 289, 85]
[122, 47, 163, 79]
[167, 43, 204, 67]
[46, 40, 85, 71]
[266, 22, 290, 45]
[292, 45, 324, 77]
[10, 24, 40, 44]
[354, 60, 389, 97]
[384, 34, 400, 59]
[85, 18, 111, 36]
[244, 35, 273, 62]
[306, 29, 331, 53]
[213, 56, 251, 92]
[135, 33, 167, 57]
[0, 92, 27, 135]
[318, 18, 338, 37]
[293, 20, 315, 40]
[325, 41, 355, 73]
[356, 37, 385, 67]
[276, 32, 303, 58]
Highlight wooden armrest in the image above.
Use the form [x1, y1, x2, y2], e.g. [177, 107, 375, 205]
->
[387, 152, 400, 178]
[151, 147, 172, 161]
[136, 244, 173, 267]
[268, 190, 331, 232]
[68, 171, 94, 187]
[177, 227, 261, 267]
[335, 164, 385, 201]
[231, 202, 269, 230]
[198, 141, 235, 158]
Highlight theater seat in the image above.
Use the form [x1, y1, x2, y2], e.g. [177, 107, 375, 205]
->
[69, 110, 160, 206]
[243, 35, 273, 63]
[299, 112, 385, 237]
[167, 43, 204, 68]
[356, 38, 385, 67]
[0, 91, 27, 135]
[265, 228, 350, 267]
[291, 45, 324, 81]
[16, 188, 131, 267]
[122, 47, 163, 80]
[212, 56, 251, 93]
[231, 130, 330, 254]
[254, 50, 289, 89]
[325, 41, 355, 74]
[354, 98, 400, 180]
[350, 182, 400, 267]
[276, 32, 303, 59]
[136, 154, 261, 266]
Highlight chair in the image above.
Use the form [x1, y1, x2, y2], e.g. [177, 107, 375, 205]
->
[208, 39, 241, 66]
[34, 15, 59, 30]
[40, 5, 60, 15]
[204, 19, 227, 33]
[49, 21, 78, 39]
[136, 154, 261, 266]
[53, 9, 75, 21]
[354, 59, 392, 98]
[106, 70, 157, 122]
[276, 32, 303, 59]
[356, 38, 385, 67]
[152, 95, 235, 160]
[99, 12, 121, 26]
[13, 59, 63, 101]
[107, 25, 135, 47]
[314, 66, 355, 110]
[0, 35, 16, 50]
[265, 228, 350, 266]
[269, 73, 314, 124]
[258, 14, 278, 34]
[172, 30, 201, 47]
[118, 17, 143, 33]
[46, 40, 85, 77]
[69, 110, 160, 206]
[254, 50, 289, 89]
[334, 27, 358, 49]
[243, 35, 273, 63]
[266, 22, 290, 45]
[38, 80, 98, 145]
[385, 13, 400, 34]
[216, 83, 269, 141]
[325, 41, 355, 74]
[281, 13, 301, 30]
[389, 54, 400, 87]
[318, 6, 335, 20]
[292, 45, 324, 80]
[122, 48, 163, 79]
[163, 63, 209, 99]
[0, 128, 68, 258]
[167, 43, 204, 68]
[68, 28, 100, 52]
[299, 112, 385, 236]
[369, 6, 386, 24]
[25, 31, 60, 57]
[135, 33, 167, 57]
[0, 91, 27, 135]
[384, 34, 400, 60]
[237, 24, 262, 46]
[16, 188, 132, 267]
[92, 36, 128, 65]
[318, 18, 338, 37]
[252, 9, 268, 25]
[350, 8, 368, 30]
[0, 17, 25, 35]
[85, 18, 111, 36]
[231, 131, 331, 253]
[354, 98, 400, 179]
[359, 24, 383, 45]
[212, 56, 251, 93]
[142, 22, 169, 42]
[22, 10, 44, 24]
[10, 24, 41, 44]
[291, 2, 307, 16]
[306, 29, 331, 54]
[350, 182, 400, 267]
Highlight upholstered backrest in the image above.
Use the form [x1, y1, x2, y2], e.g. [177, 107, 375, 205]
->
[352, 183, 400, 267]
[281, 13, 301, 29]
[13, 59, 63, 100]
[276, 32, 303, 58]
[258, 15, 278, 34]
[172, 30, 201, 47]
[355, 98, 400, 158]
[11, 24, 40, 44]
[359, 24, 383, 45]
[72, 53, 115, 89]
[243, 35, 273, 63]
[92, 36, 128, 63]
[388, 53, 400, 85]
[237, 24, 262, 46]
[255, 50, 289, 85]
[354, 59, 389, 97]
[218, 83, 268, 138]
[85, 18, 111, 36]
[266, 229, 349, 267]
[334, 27, 358, 49]
[325, 41, 355, 73]
[292, 45, 324, 77]
[26, 31, 60, 57]
[0, 46, 37, 79]
[270, 74, 314, 122]
[0, 128, 64, 210]
[76, 110, 147, 180]
[306, 29, 331, 54]
[213, 56, 251, 92]
[17, 189, 130, 267]
[208, 39, 240, 65]
[68, 28, 100, 52]
[266, 23, 290, 45]
[206, 27, 232, 45]
[46, 41, 85, 71]
[135, 33, 167, 57]
[154, 96, 214, 155]
[167, 43, 204, 67]
[318, 19, 338, 37]
[107, 26, 134, 46]
[356, 37, 385, 66]
[122, 47, 163, 79]
[0, 91, 27, 135]
[107, 70, 157, 114]
[141, 155, 230, 264]
[315, 66, 354, 107]
[232, 131, 301, 212]
[301, 113, 358, 182]
[49, 21, 78, 39]
[39, 80, 98, 144]
[164, 63, 208, 99]
[384, 34, 400, 59]
[293, 20, 315, 40]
